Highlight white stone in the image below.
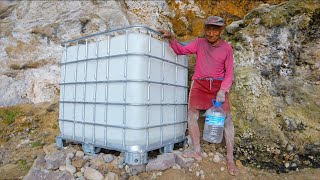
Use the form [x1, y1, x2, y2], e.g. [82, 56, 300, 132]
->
[104, 154, 114, 163]
[172, 164, 181, 170]
[285, 162, 290, 168]
[67, 153, 75, 159]
[65, 157, 72, 166]
[201, 152, 208, 158]
[125, 165, 131, 173]
[199, 170, 204, 176]
[104, 172, 119, 180]
[213, 154, 221, 163]
[59, 165, 66, 171]
[84, 167, 104, 180]
[220, 167, 225, 171]
[76, 172, 83, 177]
[76, 151, 84, 158]
[81, 167, 85, 173]
[66, 165, 76, 174]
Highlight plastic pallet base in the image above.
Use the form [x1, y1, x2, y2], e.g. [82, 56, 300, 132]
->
[56, 136, 186, 165]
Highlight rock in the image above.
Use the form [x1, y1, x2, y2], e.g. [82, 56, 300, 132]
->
[284, 162, 290, 168]
[81, 167, 85, 173]
[72, 157, 85, 168]
[45, 151, 67, 170]
[76, 172, 83, 177]
[129, 176, 141, 180]
[201, 152, 208, 158]
[156, 172, 162, 176]
[76, 151, 85, 158]
[151, 173, 157, 180]
[90, 158, 105, 169]
[120, 171, 128, 179]
[59, 165, 66, 171]
[304, 143, 320, 155]
[43, 143, 58, 155]
[291, 163, 297, 167]
[83, 155, 92, 161]
[303, 160, 311, 166]
[172, 163, 181, 170]
[66, 164, 76, 174]
[199, 170, 204, 175]
[84, 167, 104, 180]
[76, 177, 86, 180]
[236, 160, 243, 168]
[272, 149, 281, 155]
[286, 144, 294, 152]
[225, 20, 244, 34]
[146, 153, 175, 172]
[208, 152, 214, 157]
[104, 172, 119, 180]
[220, 167, 225, 171]
[67, 152, 75, 159]
[172, 150, 194, 168]
[66, 157, 72, 166]
[261, 69, 271, 77]
[196, 171, 200, 177]
[0, 1, 18, 15]
[130, 164, 146, 174]
[104, 154, 114, 163]
[125, 165, 131, 174]
[213, 154, 221, 163]
[111, 156, 125, 167]
[33, 153, 47, 169]
[24, 168, 74, 180]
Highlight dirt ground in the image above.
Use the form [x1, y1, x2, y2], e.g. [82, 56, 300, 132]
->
[0, 102, 320, 180]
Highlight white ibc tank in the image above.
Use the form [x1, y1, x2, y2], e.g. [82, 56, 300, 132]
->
[59, 28, 188, 151]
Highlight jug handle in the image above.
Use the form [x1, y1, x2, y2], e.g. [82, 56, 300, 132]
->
[212, 99, 216, 106]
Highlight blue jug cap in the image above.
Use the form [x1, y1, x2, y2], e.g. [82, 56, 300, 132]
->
[215, 102, 222, 107]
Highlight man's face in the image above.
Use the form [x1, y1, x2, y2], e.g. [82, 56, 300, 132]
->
[204, 25, 224, 45]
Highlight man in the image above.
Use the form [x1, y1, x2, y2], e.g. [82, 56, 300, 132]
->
[159, 16, 238, 176]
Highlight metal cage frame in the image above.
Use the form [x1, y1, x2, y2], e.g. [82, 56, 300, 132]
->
[56, 25, 188, 165]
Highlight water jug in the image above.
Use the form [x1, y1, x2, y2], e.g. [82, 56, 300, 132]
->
[203, 99, 226, 143]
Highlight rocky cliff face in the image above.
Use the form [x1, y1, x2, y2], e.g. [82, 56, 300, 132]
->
[0, 0, 319, 174]
[226, 0, 320, 171]
[0, 0, 172, 106]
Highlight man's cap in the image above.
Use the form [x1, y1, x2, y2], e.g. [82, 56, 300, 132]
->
[205, 16, 225, 26]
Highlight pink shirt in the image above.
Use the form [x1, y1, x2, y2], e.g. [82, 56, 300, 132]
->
[169, 38, 234, 92]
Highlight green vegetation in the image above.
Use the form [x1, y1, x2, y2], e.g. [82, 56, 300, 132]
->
[18, 159, 30, 171]
[52, 123, 58, 129]
[0, 110, 20, 125]
[31, 140, 42, 148]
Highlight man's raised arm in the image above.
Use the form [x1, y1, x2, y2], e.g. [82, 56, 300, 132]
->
[158, 29, 198, 55]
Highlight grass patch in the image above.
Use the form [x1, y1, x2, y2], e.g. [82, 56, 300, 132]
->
[52, 123, 58, 129]
[18, 159, 30, 171]
[0, 110, 20, 125]
[31, 140, 42, 148]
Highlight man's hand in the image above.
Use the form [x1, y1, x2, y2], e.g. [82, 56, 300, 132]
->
[158, 29, 174, 42]
[216, 89, 226, 102]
